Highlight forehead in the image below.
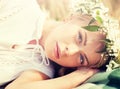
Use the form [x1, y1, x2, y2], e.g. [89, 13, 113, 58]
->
[56, 23, 80, 33]
[85, 50, 102, 66]
[83, 39, 105, 67]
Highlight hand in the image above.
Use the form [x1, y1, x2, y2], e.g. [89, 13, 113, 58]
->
[72, 67, 99, 85]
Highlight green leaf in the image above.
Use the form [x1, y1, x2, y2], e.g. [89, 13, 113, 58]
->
[104, 39, 114, 45]
[82, 25, 100, 31]
[96, 10, 100, 15]
[95, 15, 103, 24]
[105, 39, 112, 43]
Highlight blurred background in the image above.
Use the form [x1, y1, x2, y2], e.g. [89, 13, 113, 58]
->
[37, 0, 71, 21]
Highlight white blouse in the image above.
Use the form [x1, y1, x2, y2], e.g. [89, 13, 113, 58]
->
[0, 0, 54, 86]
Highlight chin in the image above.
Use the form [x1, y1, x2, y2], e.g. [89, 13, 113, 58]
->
[57, 63, 77, 67]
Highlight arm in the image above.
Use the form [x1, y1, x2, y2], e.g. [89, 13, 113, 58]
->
[5, 68, 98, 89]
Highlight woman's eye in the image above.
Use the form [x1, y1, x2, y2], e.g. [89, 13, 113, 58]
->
[78, 32, 82, 44]
[80, 54, 84, 64]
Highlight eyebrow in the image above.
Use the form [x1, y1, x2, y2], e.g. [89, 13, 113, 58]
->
[84, 53, 89, 66]
[84, 31, 87, 46]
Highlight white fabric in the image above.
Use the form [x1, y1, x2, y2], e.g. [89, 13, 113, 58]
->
[0, 0, 46, 45]
[0, 44, 54, 86]
[0, 0, 54, 86]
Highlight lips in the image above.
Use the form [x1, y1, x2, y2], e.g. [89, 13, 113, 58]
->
[54, 42, 60, 59]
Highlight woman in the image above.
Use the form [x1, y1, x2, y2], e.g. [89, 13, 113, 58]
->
[0, 0, 107, 89]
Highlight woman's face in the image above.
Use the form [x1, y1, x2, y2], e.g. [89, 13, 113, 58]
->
[44, 23, 106, 67]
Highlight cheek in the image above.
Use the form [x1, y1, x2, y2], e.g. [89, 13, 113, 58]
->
[61, 51, 80, 67]
[44, 37, 55, 60]
[55, 55, 80, 67]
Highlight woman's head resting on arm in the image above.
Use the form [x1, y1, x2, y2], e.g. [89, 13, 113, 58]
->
[41, 13, 107, 68]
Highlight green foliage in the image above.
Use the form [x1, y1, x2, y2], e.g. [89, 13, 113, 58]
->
[96, 15, 103, 24]
[83, 25, 100, 31]
[82, 18, 100, 31]
[104, 39, 114, 49]
[115, 51, 120, 64]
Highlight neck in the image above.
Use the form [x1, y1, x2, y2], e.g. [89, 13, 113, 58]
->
[39, 19, 63, 48]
